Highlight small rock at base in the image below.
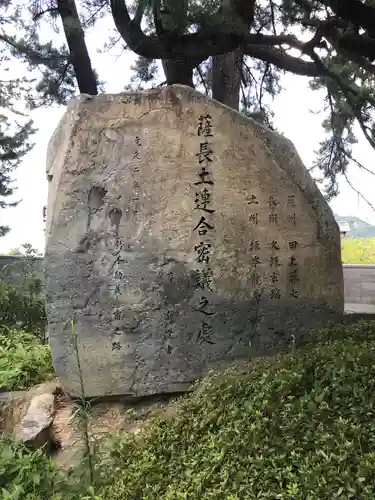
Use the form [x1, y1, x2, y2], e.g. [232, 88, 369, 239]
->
[15, 393, 56, 450]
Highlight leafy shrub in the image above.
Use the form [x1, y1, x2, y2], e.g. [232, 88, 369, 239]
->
[0, 436, 61, 499]
[2, 320, 375, 499]
[304, 318, 375, 346]
[341, 237, 375, 264]
[0, 244, 46, 341]
[0, 327, 54, 391]
[0, 436, 97, 500]
[100, 320, 375, 500]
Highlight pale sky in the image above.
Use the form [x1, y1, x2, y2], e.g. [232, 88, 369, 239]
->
[1, 14, 375, 255]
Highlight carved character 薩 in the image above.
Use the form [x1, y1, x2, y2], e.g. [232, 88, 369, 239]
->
[197, 114, 213, 137]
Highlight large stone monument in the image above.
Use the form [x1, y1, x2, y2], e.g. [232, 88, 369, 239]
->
[44, 85, 344, 398]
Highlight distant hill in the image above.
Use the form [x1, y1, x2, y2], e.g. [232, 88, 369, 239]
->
[334, 214, 375, 239]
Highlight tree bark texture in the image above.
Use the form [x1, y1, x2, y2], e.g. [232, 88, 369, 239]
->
[57, 0, 97, 95]
[212, 48, 243, 110]
[162, 59, 194, 87]
[158, 0, 195, 88]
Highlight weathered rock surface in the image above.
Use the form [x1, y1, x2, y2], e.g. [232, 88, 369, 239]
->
[0, 391, 28, 433]
[15, 392, 57, 449]
[0, 381, 62, 435]
[44, 85, 344, 398]
[52, 395, 174, 470]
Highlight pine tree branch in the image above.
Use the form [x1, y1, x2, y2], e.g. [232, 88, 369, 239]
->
[56, 0, 97, 95]
[195, 64, 209, 95]
[32, 7, 58, 22]
[302, 17, 375, 61]
[323, 0, 375, 38]
[152, 0, 163, 36]
[232, 0, 256, 26]
[134, 0, 147, 26]
[0, 33, 66, 64]
[110, 0, 242, 59]
[337, 143, 375, 177]
[243, 45, 319, 76]
[110, 1, 327, 62]
[305, 46, 375, 152]
[342, 170, 375, 214]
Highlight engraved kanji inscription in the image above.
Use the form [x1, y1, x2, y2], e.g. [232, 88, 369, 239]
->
[290, 288, 299, 298]
[269, 256, 282, 268]
[249, 213, 259, 225]
[270, 272, 279, 284]
[271, 240, 280, 250]
[270, 288, 281, 299]
[287, 214, 296, 225]
[268, 195, 278, 208]
[115, 239, 126, 251]
[196, 296, 215, 316]
[197, 114, 213, 137]
[287, 195, 296, 207]
[289, 268, 300, 285]
[251, 256, 261, 266]
[113, 254, 126, 266]
[114, 270, 124, 280]
[113, 309, 122, 321]
[112, 341, 121, 351]
[111, 283, 122, 297]
[250, 240, 260, 251]
[194, 268, 214, 291]
[195, 166, 214, 185]
[289, 256, 297, 266]
[193, 216, 214, 235]
[251, 271, 261, 287]
[196, 141, 213, 163]
[194, 242, 212, 264]
[195, 188, 215, 213]
[289, 240, 298, 250]
[268, 213, 278, 224]
[248, 195, 259, 204]
[196, 322, 214, 344]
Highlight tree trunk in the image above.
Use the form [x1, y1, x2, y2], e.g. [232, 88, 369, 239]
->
[160, 0, 194, 87]
[56, 0, 97, 95]
[162, 59, 194, 87]
[212, 48, 243, 110]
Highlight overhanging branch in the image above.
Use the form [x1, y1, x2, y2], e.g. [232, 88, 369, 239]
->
[323, 0, 375, 37]
[110, 0, 309, 60]
[110, 0, 241, 59]
[244, 45, 319, 76]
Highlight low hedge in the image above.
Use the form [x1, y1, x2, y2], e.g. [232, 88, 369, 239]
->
[0, 327, 54, 391]
[101, 320, 375, 499]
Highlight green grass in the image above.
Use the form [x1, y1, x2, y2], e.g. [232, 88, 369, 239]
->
[341, 237, 375, 264]
[0, 327, 54, 391]
[3, 320, 375, 499]
[98, 320, 375, 499]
